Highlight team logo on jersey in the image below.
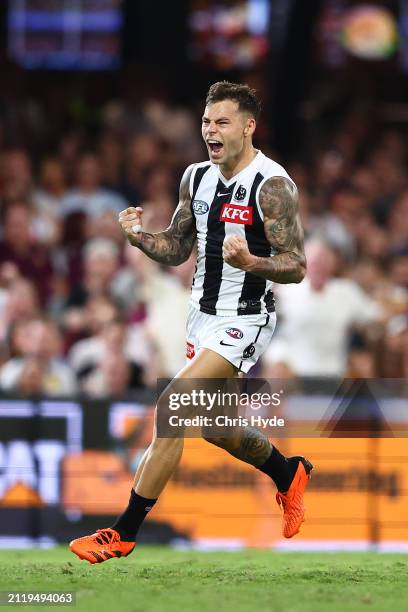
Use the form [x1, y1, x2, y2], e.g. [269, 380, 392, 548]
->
[192, 200, 209, 215]
[242, 343, 255, 359]
[226, 328, 243, 339]
[234, 185, 247, 201]
[220, 203, 253, 225]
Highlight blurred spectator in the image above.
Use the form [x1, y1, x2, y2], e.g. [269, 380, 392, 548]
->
[64, 238, 121, 312]
[63, 293, 120, 351]
[143, 166, 175, 203]
[0, 276, 40, 344]
[83, 353, 133, 398]
[307, 188, 357, 259]
[350, 259, 389, 299]
[58, 132, 83, 179]
[98, 133, 124, 191]
[6, 319, 34, 360]
[0, 149, 33, 201]
[69, 318, 157, 393]
[387, 191, 408, 251]
[85, 210, 124, 246]
[110, 242, 149, 320]
[31, 157, 66, 245]
[143, 100, 203, 165]
[148, 256, 196, 376]
[141, 198, 174, 233]
[0, 318, 76, 396]
[112, 242, 193, 375]
[389, 249, 408, 292]
[0, 205, 53, 305]
[262, 241, 381, 378]
[351, 166, 380, 204]
[61, 153, 127, 218]
[120, 134, 161, 203]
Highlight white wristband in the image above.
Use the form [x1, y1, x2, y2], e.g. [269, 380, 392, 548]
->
[132, 224, 142, 234]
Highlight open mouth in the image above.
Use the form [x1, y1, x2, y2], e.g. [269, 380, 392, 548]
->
[207, 139, 224, 155]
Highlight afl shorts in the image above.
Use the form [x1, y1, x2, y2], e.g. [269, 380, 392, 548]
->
[186, 304, 277, 373]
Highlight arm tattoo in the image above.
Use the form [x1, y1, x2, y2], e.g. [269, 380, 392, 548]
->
[248, 177, 306, 283]
[228, 427, 272, 467]
[129, 165, 196, 266]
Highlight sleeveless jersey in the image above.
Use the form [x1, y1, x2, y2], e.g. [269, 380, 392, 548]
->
[188, 150, 295, 316]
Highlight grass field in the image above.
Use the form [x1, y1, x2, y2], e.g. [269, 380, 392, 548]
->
[0, 546, 407, 612]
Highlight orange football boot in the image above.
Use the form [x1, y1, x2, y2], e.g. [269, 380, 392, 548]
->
[276, 457, 313, 539]
[69, 528, 135, 564]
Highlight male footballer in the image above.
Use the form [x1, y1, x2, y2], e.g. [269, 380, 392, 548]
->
[70, 81, 313, 563]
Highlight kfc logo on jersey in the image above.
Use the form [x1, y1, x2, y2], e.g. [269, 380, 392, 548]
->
[226, 328, 243, 339]
[220, 203, 253, 225]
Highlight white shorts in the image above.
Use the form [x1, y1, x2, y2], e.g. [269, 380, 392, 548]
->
[186, 304, 277, 373]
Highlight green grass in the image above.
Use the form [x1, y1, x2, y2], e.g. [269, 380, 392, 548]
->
[0, 547, 407, 612]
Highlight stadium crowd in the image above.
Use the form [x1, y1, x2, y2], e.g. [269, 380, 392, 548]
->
[0, 90, 407, 397]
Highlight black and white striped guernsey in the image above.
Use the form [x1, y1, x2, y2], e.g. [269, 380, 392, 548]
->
[187, 150, 296, 317]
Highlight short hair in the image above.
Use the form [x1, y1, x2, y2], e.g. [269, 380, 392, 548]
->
[205, 81, 261, 121]
[83, 238, 119, 261]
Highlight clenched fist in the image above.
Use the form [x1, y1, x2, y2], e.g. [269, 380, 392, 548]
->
[118, 207, 144, 242]
[223, 235, 255, 271]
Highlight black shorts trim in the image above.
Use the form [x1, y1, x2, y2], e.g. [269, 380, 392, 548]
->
[238, 314, 270, 371]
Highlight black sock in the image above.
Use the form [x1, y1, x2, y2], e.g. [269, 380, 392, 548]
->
[257, 447, 300, 492]
[111, 489, 157, 541]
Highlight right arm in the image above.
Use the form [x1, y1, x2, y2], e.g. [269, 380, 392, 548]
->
[118, 165, 196, 266]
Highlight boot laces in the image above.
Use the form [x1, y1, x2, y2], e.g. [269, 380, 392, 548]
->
[94, 528, 119, 546]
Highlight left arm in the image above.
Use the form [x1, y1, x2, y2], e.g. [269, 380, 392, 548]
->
[223, 176, 306, 284]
